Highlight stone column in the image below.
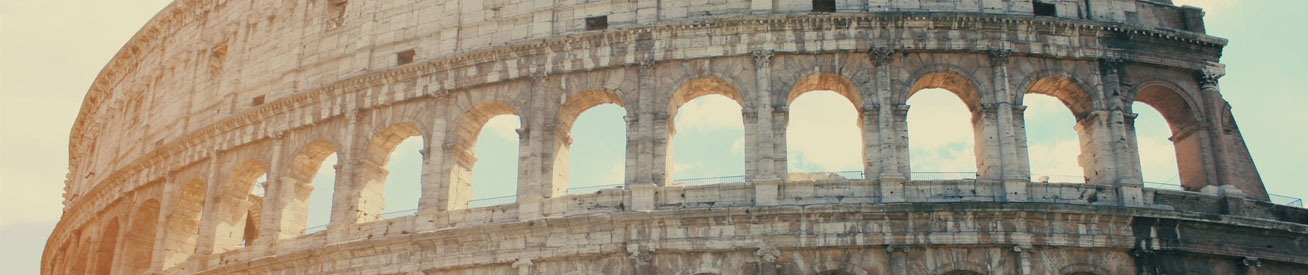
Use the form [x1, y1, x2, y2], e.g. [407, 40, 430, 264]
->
[1197, 64, 1268, 199]
[750, 50, 782, 205]
[193, 151, 222, 256]
[1084, 58, 1147, 206]
[421, 94, 454, 218]
[988, 49, 1031, 182]
[519, 71, 558, 220]
[630, 58, 659, 188]
[886, 245, 908, 275]
[870, 47, 906, 202]
[327, 110, 360, 243]
[255, 132, 285, 247]
[651, 111, 672, 186]
[149, 174, 178, 272]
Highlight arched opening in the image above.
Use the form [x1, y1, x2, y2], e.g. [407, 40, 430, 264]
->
[212, 160, 266, 252]
[123, 199, 161, 273]
[905, 72, 985, 180]
[786, 73, 863, 179]
[450, 101, 521, 209]
[93, 218, 119, 275]
[297, 146, 337, 235]
[557, 89, 626, 192]
[668, 77, 745, 183]
[1133, 102, 1183, 189]
[942, 271, 985, 275]
[68, 233, 89, 274]
[1133, 84, 1199, 190]
[159, 178, 205, 269]
[1024, 76, 1095, 183]
[362, 123, 424, 219]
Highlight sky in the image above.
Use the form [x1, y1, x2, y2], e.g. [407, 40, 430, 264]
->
[2, 0, 1306, 273]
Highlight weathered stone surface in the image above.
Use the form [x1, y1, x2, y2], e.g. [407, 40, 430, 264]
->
[45, 0, 1303, 274]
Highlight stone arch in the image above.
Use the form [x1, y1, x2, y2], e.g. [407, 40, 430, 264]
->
[784, 73, 867, 175]
[282, 140, 338, 236]
[92, 218, 120, 275]
[668, 76, 745, 133]
[554, 88, 627, 191]
[898, 66, 987, 112]
[123, 199, 161, 274]
[212, 159, 267, 252]
[1131, 80, 1208, 190]
[68, 230, 90, 274]
[901, 69, 987, 177]
[929, 262, 990, 275]
[448, 101, 521, 209]
[1020, 74, 1097, 120]
[159, 177, 205, 269]
[358, 123, 425, 219]
[786, 73, 863, 108]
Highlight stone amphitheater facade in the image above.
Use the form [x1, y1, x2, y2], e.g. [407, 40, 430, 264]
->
[43, 0, 1308, 274]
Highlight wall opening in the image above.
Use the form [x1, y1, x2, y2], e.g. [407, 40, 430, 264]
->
[907, 89, 978, 179]
[1034, 1, 1057, 17]
[813, 0, 836, 12]
[304, 153, 337, 234]
[252, 95, 265, 106]
[396, 49, 415, 66]
[123, 200, 161, 274]
[93, 219, 120, 275]
[326, 0, 348, 29]
[564, 103, 627, 191]
[585, 16, 608, 31]
[786, 91, 862, 176]
[670, 94, 745, 183]
[213, 160, 266, 253]
[469, 115, 521, 207]
[381, 136, 424, 217]
[1024, 94, 1086, 183]
[1133, 102, 1182, 189]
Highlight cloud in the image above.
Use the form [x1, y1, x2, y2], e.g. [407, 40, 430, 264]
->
[730, 137, 745, 153]
[1171, 0, 1235, 10]
[483, 115, 522, 140]
[674, 95, 743, 133]
[786, 91, 863, 172]
[906, 89, 977, 172]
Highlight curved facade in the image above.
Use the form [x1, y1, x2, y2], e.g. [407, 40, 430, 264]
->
[44, 0, 1308, 274]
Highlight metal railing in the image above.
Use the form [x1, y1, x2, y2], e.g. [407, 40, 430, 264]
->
[299, 172, 1304, 231]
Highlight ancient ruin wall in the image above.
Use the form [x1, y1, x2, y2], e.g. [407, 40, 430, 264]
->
[46, 0, 1303, 274]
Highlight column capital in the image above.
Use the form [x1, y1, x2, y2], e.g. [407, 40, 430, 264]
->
[1198, 62, 1225, 88]
[987, 48, 1013, 65]
[869, 46, 897, 66]
[1099, 58, 1125, 70]
[638, 57, 656, 74]
[751, 49, 775, 67]
[623, 114, 639, 123]
[530, 70, 548, 84]
[515, 127, 530, 141]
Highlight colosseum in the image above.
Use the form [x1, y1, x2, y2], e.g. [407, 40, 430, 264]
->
[43, 0, 1308, 274]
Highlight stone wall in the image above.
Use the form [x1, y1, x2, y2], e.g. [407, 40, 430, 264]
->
[45, 0, 1294, 274]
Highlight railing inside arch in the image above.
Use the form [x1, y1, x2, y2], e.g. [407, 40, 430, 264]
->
[300, 171, 1303, 232]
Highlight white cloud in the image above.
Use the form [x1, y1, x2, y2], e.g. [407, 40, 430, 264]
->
[906, 89, 977, 172]
[484, 115, 522, 140]
[786, 91, 863, 172]
[674, 95, 743, 133]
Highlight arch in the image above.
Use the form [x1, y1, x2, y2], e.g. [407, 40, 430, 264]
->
[556, 89, 627, 192]
[786, 73, 862, 108]
[159, 178, 205, 269]
[818, 270, 857, 275]
[212, 159, 267, 252]
[1132, 81, 1202, 133]
[667, 77, 745, 132]
[92, 218, 120, 275]
[558, 89, 625, 134]
[1131, 81, 1207, 190]
[284, 141, 338, 235]
[361, 123, 424, 219]
[1021, 75, 1096, 120]
[448, 101, 522, 209]
[929, 261, 989, 275]
[901, 68, 986, 112]
[123, 199, 161, 273]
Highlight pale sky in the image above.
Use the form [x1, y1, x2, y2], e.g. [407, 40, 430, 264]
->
[3, 0, 1306, 274]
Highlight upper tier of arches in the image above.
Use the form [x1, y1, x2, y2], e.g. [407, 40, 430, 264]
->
[46, 47, 1268, 274]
